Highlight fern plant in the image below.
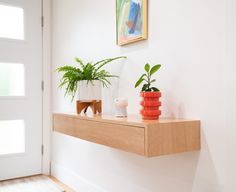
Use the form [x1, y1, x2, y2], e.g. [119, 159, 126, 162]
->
[57, 56, 126, 100]
[135, 63, 161, 92]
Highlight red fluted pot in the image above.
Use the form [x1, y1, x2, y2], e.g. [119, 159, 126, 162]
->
[140, 92, 161, 120]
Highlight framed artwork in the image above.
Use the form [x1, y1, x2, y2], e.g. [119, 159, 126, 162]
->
[116, 0, 148, 46]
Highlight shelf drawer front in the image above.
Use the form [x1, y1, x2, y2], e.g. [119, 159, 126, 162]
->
[53, 115, 145, 156]
[53, 115, 75, 136]
[75, 119, 144, 155]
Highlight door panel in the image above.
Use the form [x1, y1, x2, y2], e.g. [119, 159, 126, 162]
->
[0, 0, 42, 180]
[0, 4, 24, 40]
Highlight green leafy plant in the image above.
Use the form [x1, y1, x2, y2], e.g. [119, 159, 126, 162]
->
[135, 63, 161, 92]
[57, 56, 126, 100]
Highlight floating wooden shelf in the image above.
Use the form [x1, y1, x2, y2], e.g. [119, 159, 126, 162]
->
[52, 113, 200, 157]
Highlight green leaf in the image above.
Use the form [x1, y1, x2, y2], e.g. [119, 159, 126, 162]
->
[150, 64, 161, 76]
[151, 87, 160, 92]
[75, 57, 85, 68]
[94, 56, 126, 66]
[57, 65, 77, 72]
[150, 79, 156, 83]
[142, 84, 149, 92]
[135, 77, 144, 88]
[144, 63, 150, 73]
[135, 74, 146, 88]
[93, 56, 126, 77]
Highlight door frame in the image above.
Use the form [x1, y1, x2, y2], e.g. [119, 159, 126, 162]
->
[42, 0, 51, 175]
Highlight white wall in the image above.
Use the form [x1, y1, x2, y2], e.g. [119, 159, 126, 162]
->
[51, 0, 236, 191]
[224, 0, 236, 191]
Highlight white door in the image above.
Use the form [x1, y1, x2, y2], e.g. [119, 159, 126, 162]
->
[0, 0, 42, 180]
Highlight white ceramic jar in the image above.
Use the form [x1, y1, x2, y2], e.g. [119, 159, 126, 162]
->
[77, 80, 102, 101]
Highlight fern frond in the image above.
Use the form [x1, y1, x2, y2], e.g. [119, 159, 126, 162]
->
[56, 56, 127, 101]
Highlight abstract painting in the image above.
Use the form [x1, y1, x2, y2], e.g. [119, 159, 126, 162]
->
[116, 0, 147, 45]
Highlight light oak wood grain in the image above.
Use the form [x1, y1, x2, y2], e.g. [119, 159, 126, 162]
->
[53, 113, 200, 157]
[53, 114, 145, 155]
[0, 175, 68, 192]
[49, 176, 74, 192]
[53, 113, 197, 127]
[145, 121, 200, 157]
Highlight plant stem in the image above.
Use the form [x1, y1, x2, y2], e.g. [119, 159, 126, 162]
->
[147, 72, 150, 90]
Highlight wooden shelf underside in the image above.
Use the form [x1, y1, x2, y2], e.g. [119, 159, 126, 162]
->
[53, 113, 200, 157]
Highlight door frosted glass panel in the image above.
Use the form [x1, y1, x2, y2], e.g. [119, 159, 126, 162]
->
[0, 63, 25, 96]
[0, 120, 25, 155]
[0, 4, 24, 40]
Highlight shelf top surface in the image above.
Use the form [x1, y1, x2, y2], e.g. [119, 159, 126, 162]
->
[53, 112, 200, 128]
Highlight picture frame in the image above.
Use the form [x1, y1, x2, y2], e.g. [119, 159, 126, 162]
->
[116, 0, 148, 46]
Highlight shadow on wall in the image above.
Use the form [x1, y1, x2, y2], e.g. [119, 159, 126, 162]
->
[191, 131, 222, 192]
[163, 91, 186, 118]
[119, 40, 150, 54]
[102, 59, 127, 114]
[85, 131, 221, 192]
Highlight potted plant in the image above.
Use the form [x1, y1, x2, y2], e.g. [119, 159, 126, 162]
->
[57, 56, 126, 101]
[135, 63, 162, 120]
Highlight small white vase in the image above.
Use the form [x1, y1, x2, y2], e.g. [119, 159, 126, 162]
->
[77, 80, 102, 101]
[114, 98, 128, 117]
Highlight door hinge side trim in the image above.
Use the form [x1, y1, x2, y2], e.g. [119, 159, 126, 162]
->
[41, 16, 44, 28]
[41, 145, 44, 155]
[41, 81, 44, 91]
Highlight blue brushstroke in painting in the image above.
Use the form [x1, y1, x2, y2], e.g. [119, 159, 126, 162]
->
[128, 1, 142, 35]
